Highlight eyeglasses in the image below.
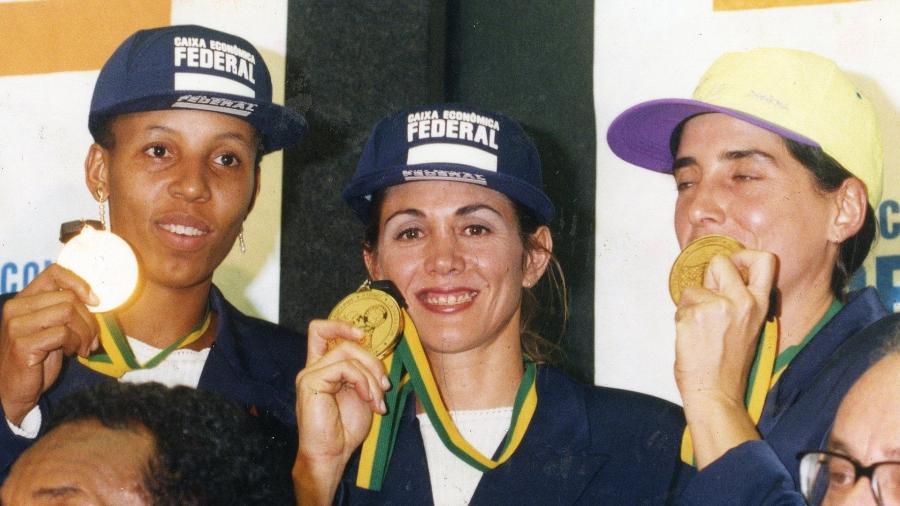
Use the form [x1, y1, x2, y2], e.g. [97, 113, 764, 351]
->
[798, 451, 900, 506]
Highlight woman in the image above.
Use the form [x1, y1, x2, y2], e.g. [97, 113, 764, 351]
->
[294, 104, 687, 505]
[607, 48, 900, 504]
[0, 24, 307, 479]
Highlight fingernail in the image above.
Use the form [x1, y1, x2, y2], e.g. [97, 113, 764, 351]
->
[87, 290, 100, 306]
[351, 327, 364, 338]
[380, 375, 391, 390]
[379, 399, 387, 413]
[90, 337, 99, 352]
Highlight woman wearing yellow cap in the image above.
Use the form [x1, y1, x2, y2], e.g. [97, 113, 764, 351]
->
[608, 48, 900, 504]
[294, 104, 688, 505]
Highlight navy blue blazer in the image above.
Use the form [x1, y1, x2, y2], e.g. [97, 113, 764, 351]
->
[338, 364, 689, 505]
[677, 288, 898, 505]
[0, 285, 306, 480]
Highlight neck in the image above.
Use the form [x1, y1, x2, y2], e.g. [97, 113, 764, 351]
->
[422, 340, 525, 412]
[117, 280, 214, 349]
[775, 283, 836, 354]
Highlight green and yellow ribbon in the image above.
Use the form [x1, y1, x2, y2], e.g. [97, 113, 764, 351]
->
[680, 299, 843, 465]
[78, 307, 212, 378]
[356, 308, 538, 491]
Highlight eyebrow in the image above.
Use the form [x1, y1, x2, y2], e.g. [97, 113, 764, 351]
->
[144, 125, 253, 145]
[33, 485, 81, 497]
[382, 203, 504, 227]
[672, 148, 776, 173]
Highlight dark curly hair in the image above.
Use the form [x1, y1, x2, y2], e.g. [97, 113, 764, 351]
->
[48, 382, 293, 505]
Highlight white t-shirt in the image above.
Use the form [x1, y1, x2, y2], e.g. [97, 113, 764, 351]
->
[417, 407, 513, 506]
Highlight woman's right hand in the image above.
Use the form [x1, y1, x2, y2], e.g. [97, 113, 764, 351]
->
[0, 264, 99, 426]
[293, 319, 390, 505]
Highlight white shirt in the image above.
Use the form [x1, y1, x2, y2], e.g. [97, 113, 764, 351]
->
[417, 407, 513, 506]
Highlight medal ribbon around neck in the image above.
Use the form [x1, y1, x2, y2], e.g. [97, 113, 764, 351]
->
[351, 305, 538, 491]
[680, 317, 778, 465]
[77, 306, 212, 378]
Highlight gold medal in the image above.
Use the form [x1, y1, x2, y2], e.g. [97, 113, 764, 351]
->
[668, 235, 744, 305]
[57, 225, 139, 313]
[327, 281, 404, 358]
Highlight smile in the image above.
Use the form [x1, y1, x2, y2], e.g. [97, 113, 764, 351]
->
[422, 291, 478, 306]
[159, 223, 207, 237]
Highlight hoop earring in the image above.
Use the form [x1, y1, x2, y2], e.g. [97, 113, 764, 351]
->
[238, 229, 246, 254]
[97, 186, 107, 229]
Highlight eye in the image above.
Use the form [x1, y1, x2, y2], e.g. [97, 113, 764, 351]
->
[733, 174, 759, 182]
[145, 145, 169, 158]
[214, 153, 240, 168]
[463, 224, 490, 236]
[395, 228, 422, 241]
[675, 180, 694, 192]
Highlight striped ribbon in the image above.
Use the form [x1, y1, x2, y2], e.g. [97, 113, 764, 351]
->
[77, 307, 212, 378]
[356, 308, 538, 491]
[680, 318, 778, 465]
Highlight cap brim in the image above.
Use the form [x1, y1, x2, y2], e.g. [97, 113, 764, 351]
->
[89, 93, 307, 154]
[606, 98, 819, 173]
[342, 163, 556, 224]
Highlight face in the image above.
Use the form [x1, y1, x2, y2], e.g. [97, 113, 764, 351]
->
[673, 113, 840, 299]
[1, 420, 154, 505]
[364, 181, 550, 357]
[824, 354, 900, 506]
[86, 109, 260, 290]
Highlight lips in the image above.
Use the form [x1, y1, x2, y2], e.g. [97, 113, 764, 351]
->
[154, 213, 212, 249]
[416, 288, 478, 313]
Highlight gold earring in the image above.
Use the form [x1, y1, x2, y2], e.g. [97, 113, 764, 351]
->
[97, 186, 107, 229]
[238, 229, 246, 254]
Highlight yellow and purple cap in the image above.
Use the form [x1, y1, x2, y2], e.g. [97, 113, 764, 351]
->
[607, 47, 883, 206]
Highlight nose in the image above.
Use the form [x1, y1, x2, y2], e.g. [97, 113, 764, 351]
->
[682, 181, 727, 229]
[168, 157, 211, 202]
[424, 229, 464, 276]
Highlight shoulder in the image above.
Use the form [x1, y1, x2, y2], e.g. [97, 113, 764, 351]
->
[536, 364, 685, 445]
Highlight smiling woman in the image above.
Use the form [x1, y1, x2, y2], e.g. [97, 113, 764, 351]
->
[0, 24, 307, 484]
[293, 104, 688, 505]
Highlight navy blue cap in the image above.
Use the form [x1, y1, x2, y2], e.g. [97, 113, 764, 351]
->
[343, 104, 555, 224]
[89, 24, 306, 154]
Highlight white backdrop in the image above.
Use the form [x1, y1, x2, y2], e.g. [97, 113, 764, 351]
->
[594, 0, 900, 403]
[0, 0, 288, 321]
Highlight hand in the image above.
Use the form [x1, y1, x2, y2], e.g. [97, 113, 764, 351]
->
[0, 264, 99, 425]
[293, 319, 390, 504]
[673, 249, 777, 467]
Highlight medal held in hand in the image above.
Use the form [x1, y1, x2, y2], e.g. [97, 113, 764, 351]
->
[327, 280, 405, 359]
[668, 234, 744, 305]
[57, 223, 139, 313]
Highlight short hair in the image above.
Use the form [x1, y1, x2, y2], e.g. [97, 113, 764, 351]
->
[48, 382, 292, 505]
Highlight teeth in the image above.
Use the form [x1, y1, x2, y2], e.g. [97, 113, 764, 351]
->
[160, 224, 205, 237]
[425, 292, 476, 305]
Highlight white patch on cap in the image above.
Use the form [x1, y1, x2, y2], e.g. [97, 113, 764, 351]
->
[175, 72, 256, 98]
[407, 143, 497, 172]
[172, 95, 257, 117]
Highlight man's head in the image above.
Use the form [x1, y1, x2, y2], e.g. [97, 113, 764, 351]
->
[1, 383, 291, 505]
[607, 48, 883, 298]
[799, 336, 900, 505]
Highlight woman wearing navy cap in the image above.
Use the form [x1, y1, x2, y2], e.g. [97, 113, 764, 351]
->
[293, 104, 687, 505]
[0, 24, 306, 487]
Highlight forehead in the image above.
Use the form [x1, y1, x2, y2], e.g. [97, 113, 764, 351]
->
[109, 109, 258, 143]
[831, 355, 900, 456]
[380, 180, 518, 216]
[2, 420, 153, 504]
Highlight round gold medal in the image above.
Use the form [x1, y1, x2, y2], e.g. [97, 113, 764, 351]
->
[327, 284, 404, 359]
[668, 235, 744, 305]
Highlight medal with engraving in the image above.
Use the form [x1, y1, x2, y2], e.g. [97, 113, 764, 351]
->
[668, 235, 744, 305]
[327, 280, 405, 359]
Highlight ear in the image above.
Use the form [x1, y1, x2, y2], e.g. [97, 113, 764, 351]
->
[828, 177, 867, 244]
[363, 247, 383, 281]
[522, 226, 553, 288]
[84, 143, 110, 200]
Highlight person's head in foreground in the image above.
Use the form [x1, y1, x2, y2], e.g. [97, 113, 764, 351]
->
[608, 47, 881, 306]
[1, 382, 291, 505]
[798, 335, 900, 506]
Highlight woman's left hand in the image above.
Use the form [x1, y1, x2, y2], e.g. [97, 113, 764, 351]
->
[673, 248, 777, 468]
